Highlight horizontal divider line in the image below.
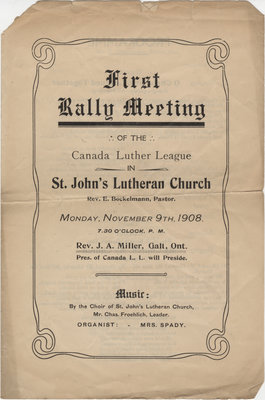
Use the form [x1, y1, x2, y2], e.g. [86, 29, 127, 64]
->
[58, 121, 205, 127]
[95, 272, 167, 277]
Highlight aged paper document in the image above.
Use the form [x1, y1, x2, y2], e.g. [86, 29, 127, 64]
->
[1, 1, 264, 398]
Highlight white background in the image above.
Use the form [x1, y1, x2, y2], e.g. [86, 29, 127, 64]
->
[0, 1, 264, 400]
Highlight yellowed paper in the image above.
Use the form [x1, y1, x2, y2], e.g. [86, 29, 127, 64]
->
[1, 1, 264, 398]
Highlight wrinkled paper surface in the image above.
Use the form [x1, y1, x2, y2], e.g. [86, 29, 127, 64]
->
[1, 1, 264, 398]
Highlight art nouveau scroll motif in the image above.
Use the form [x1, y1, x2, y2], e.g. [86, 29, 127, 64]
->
[32, 38, 230, 360]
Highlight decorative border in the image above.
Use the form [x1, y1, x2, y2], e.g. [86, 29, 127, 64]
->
[32, 38, 230, 360]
